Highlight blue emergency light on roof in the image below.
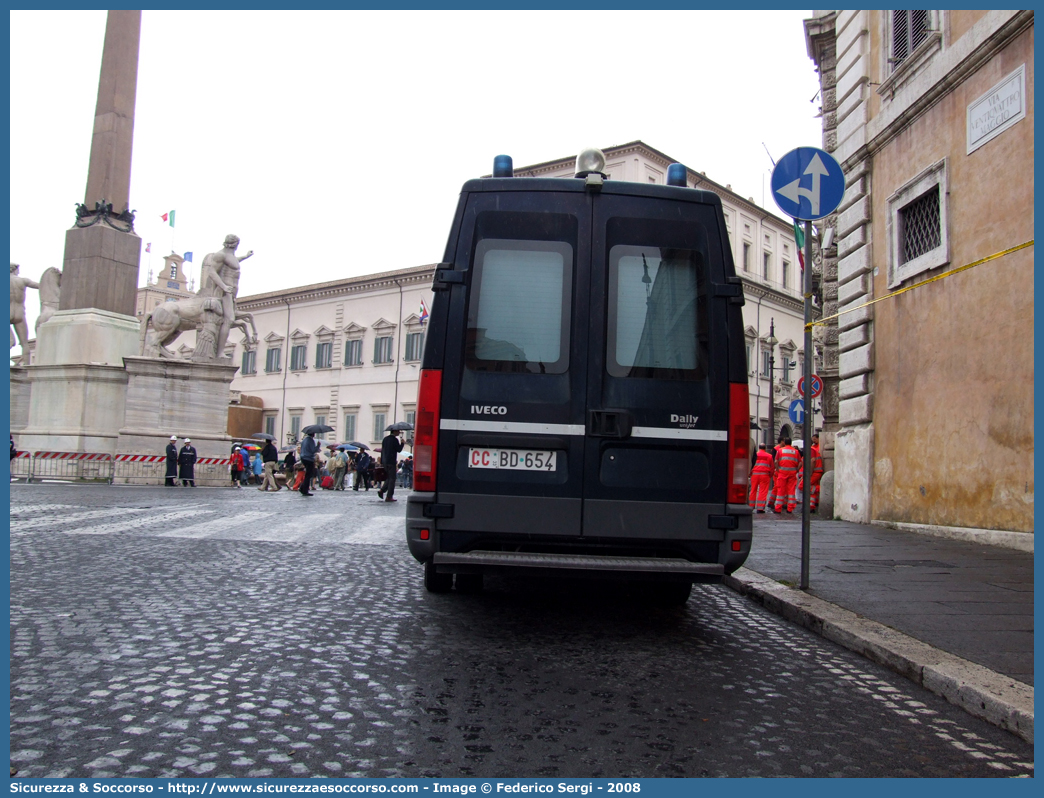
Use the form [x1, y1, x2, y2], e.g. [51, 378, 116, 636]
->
[667, 163, 688, 187]
[492, 154, 514, 178]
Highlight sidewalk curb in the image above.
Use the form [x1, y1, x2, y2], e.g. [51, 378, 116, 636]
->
[723, 566, 1034, 744]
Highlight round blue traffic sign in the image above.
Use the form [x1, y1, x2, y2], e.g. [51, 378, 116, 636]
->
[788, 399, 805, 425]
[771, 147, 845, 221]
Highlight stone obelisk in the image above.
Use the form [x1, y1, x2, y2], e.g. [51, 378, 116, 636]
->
[60, 8, 142, 315]
[18, 10, 145, 455]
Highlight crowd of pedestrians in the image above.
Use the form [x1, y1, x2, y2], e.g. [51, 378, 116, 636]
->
[161, 431, 415, 497]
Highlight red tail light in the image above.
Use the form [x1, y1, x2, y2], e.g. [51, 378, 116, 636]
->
[413, 369, 442, 492]
[727, 382, 750, 504]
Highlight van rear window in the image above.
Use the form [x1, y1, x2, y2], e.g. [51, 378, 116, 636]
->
[466, 238, 573, 374]
[607, 244, 707, 380]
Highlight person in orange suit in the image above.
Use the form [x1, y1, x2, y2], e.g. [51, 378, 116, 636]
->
[773, 437, 801, 514]
[749, 445, 774, 513]
[798, 433, 826, 513]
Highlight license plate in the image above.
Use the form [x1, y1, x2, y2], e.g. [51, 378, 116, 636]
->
[468, 448, 557, 472]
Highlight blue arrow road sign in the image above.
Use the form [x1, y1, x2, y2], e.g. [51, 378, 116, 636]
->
[771, 147, 845, 221]
[789, 399, 805, 425]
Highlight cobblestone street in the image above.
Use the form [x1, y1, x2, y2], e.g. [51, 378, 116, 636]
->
[9, 484, 1034, 778]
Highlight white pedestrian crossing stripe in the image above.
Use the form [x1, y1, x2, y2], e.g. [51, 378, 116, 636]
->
[69, 508, 211, 535]
[11, 506, 152, 531]
[156, 510, 272, 539]
[9, 498, 406, 545]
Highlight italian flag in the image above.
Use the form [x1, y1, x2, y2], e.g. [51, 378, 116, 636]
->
[793, 221, 805, 271]
[161, 210, 176, 227]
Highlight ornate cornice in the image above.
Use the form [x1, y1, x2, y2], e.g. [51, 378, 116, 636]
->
[237, 264, 437, 310]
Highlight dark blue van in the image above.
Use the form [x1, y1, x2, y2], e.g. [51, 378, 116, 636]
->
[406, 150, 752, 603]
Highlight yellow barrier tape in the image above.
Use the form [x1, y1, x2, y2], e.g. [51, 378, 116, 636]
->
[806, 239, 1034, 331]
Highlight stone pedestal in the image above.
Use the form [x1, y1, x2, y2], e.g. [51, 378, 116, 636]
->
[60, 224, 142, 317]
[17, 363, 130, 455]
[34, 308, 141, 367]
[117, 357, 239, 460]
[16, 308, 141, 455]
[10, 366, 31, 433]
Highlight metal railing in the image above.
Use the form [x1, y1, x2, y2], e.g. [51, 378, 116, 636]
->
[11, 452, 234, 487]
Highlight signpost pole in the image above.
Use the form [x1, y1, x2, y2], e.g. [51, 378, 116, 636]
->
[771, 146, 844, 593]
[800, 219, 813, 590]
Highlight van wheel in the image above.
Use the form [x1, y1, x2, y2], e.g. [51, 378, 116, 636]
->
[455, 573, 484, 593]
[424, 561, 453, 593]
[652, 581, 693, 606]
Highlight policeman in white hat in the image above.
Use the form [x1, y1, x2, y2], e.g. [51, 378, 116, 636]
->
[165, 435, 179, 487]
[178, 438, 197, 487]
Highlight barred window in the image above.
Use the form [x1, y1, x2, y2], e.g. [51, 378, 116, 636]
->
[315, 341, 333, 369]
[344, 339, 363, 366]
[887, 159, 949, 288]
[898, 187, 941, 265]
[891, 10, 929, 70]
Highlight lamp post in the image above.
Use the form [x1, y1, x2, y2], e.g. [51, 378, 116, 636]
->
[766, 318, 778, 448]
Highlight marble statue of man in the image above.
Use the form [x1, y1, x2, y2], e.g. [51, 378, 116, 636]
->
[10, 263, 39, 366]
[198, 235, 253, 359]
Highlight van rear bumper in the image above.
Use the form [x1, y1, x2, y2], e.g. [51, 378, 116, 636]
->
[432, 550, 724, 581]
[407, 492, 751, 574]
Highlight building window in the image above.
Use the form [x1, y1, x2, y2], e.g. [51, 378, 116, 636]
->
[745, 342, 754, 376]
[344, 339, 363, 367]
[404, 410, 416, 429]
[899, 188, 941, 264]
[762, 252, 771, 281]
[781, 355, 793, 384]
[742, 242, 750, 272]
[290, 344, 308, 371]
[315, 341, 333, 369]
[891, 10, 929, 71]
[265, 347, 281, 373]
[373, 412, 387, 441]
[264, 414, 276, 437]
[343, 413, 356, 441]
[782, 261, 790, 289]
[887, 159, 949, 288]
[315, 414, 327, 437]
[240, 349, 256, 375]
[761, 349, 772, 378]
[374, 336, 394, 364]
[405, 332, 424, 362]
[290, 415, 302, 443]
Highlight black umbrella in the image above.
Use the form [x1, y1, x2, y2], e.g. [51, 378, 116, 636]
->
[302, 424, 334, 435]
[347, 441, 370, 450]
[251, 432, 277, 441]
[385, 421, 414, 432]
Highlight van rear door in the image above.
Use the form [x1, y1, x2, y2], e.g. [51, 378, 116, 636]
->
[435, 184, 593, 537]
[582, 188, 730, 540]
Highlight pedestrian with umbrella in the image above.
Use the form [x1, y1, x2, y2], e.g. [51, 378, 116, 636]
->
[257, 434, 281, 492]
[377, 422, 410, 502]
[298, 424, 332, 497]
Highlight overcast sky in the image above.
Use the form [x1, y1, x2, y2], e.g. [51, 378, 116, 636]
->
[10, 9, 822, 333]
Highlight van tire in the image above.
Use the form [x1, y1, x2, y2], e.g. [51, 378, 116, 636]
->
[455, 573, 484, 594]
[424, 561, 453, 593]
